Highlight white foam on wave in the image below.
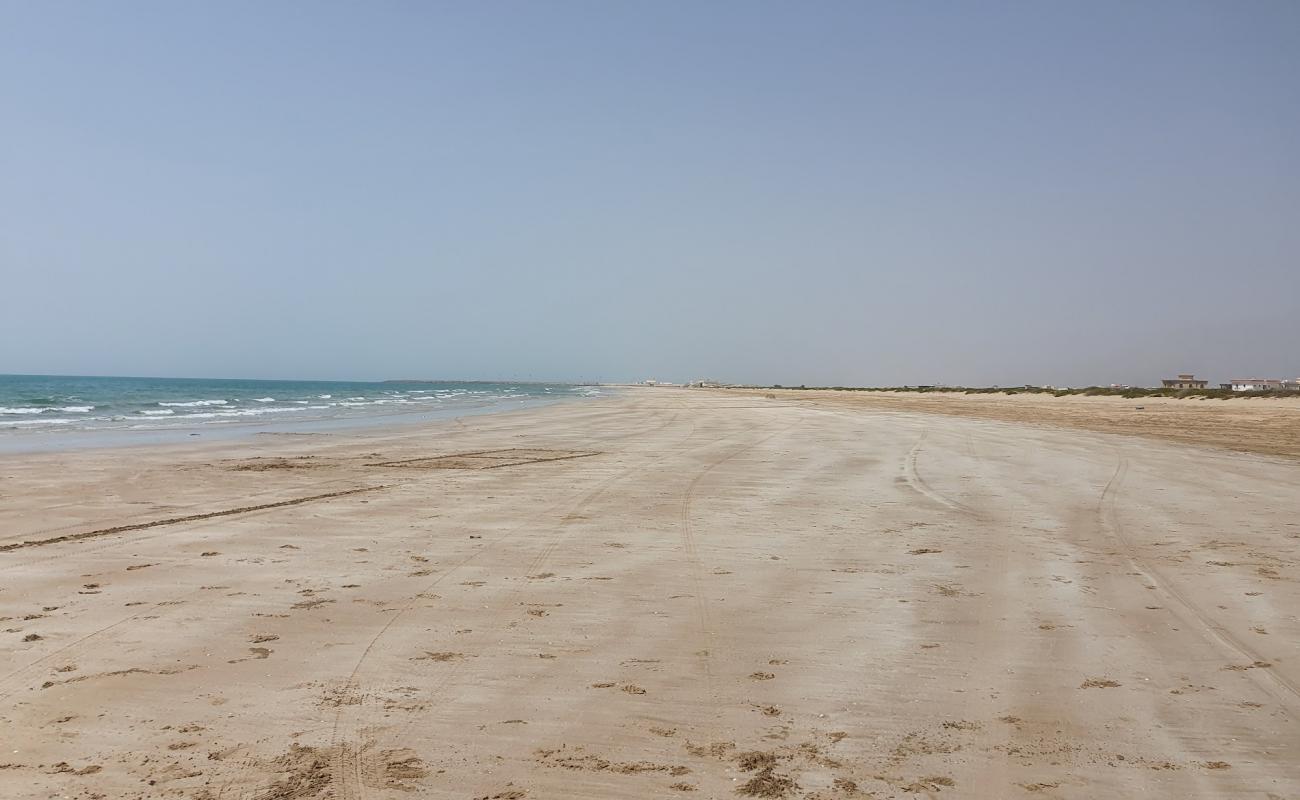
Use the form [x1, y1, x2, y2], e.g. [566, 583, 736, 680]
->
[0, 405, 94, 415]
[318, 394, 332, 399]
[158, 399, 228, 407]
[3, 417, 77, 426]
[138, 409, 175, 416]
[222, 406, 298, 416]
[137, 406, 303, 422]
[253, 397, 276, 403]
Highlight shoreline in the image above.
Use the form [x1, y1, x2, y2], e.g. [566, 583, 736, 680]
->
[0, 374, 603, 455]
[0, 392, 596, 455]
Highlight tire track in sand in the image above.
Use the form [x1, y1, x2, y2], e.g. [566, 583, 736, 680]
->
[1099, 452, 1300, 710]
[0, 486, 400, 700]
[679, 424, 794, 736]
[0, 485, 390, 554]
[901, 430, 979, 517]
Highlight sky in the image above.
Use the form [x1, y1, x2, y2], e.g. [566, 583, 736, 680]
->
[2, 1, 1297, 387]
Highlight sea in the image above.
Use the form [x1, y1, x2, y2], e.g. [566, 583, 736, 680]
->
[0, 374, 600, 449]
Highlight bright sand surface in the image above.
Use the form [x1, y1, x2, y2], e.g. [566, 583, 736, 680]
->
[1, 388, 1297, 799]
[727, 389, 1300, 460]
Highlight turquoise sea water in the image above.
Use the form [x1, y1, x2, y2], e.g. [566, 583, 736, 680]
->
[0, 374, 598, 438]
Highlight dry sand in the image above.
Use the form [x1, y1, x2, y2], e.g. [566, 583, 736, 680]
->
[726, 389, 1300, 461]
[1, 388, 1297, 799]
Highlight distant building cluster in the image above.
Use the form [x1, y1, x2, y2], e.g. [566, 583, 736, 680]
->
[1160, 373, 1300, 392]
[1225, 378, 1300, 391]
[641, 378, 734, 388]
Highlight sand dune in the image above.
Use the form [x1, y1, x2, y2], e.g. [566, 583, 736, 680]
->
[2, 388, 1297, 798]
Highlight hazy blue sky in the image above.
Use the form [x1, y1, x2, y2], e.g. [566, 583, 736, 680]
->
[3, 1, 1297, 386]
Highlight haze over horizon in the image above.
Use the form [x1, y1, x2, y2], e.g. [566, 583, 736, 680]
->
[3, 2, 1297, 388]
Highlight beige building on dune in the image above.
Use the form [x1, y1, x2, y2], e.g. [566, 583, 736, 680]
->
[1161, 373, 1208, 389]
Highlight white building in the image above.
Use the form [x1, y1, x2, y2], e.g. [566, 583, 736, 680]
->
[1229, 378, 1283, 391]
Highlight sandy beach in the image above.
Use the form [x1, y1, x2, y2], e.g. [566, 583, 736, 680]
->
[728, 389, 1300, 460]
[2, 387, 1297, 799]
